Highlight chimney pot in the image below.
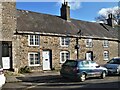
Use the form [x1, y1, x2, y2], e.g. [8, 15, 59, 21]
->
[60, 1, 70, 21]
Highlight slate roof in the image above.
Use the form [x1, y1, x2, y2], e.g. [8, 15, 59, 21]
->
[17, 9, 118, 39]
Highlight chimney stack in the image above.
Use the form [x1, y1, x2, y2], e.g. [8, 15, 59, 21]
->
[106, 13, 114, 27]
[60, 1, 70, 21]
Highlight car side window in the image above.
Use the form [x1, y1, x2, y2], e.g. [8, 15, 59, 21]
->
[64, 61, 77, 67]
[81, 61, 90, 68]
[90, 61, 98, 66]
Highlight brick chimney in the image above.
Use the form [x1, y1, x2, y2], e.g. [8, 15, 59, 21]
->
[106, 13, 114, 27]
[60, 1, 70, 21]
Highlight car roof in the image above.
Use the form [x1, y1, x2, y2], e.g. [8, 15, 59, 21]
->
[112, 57, 120, 59]
[67, 59, 91, 62]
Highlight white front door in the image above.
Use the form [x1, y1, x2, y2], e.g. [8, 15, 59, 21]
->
[42, 51, 51, 70]
[2, 57, 10, 69]
[86, 53, 92, 60]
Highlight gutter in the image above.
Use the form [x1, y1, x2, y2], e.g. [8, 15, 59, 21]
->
[14, 30, 119, 42]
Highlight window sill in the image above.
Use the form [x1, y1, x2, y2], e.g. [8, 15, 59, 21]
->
[28, 45, 40, 47]
[103, 46, 108, 48]
[103, 59, 109, 61]
[29, 64, 41, 67]
[60, 45, 69, 47]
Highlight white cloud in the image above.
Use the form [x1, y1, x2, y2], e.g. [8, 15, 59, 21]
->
[91, 20, 96, 22]
[98, 6, 119, 18]
[58, 0, 81, 10]
[69, 1, 81, 10]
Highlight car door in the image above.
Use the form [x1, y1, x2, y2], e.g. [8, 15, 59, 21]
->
[80, 61, 92, 75]
[90, 61, 102, 75]
[86, 61, 96, 76]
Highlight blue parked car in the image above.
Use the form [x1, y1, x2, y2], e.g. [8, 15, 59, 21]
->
[104, 57, 120, 75]
[60, 59, 108, 82]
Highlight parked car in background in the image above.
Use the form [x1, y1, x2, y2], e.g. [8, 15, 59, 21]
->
[0, 65, 6, 90]
[104, 57, 120, 75]
[60, 59, 108, 82]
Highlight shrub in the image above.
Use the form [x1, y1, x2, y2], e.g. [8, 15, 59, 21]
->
[18, 66, 31, 73]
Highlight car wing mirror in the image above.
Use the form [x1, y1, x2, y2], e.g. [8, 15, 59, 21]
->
[96, 65, 100, 68]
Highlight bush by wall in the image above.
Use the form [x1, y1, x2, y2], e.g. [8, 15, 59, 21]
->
[18, 66, 31, 73]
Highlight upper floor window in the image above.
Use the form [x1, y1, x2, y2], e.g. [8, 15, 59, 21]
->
[60, 37, 70, 47]
[103, 51, 109, 60]
[103, 40, 109, 47]
[60, 51, 70, 63]
[86, 39, 93, 47]
[28, 35, 39, 46]
[28, 52, 40, 66]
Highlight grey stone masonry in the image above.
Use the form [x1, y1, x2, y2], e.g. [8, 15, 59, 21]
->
[0, 3, 2, 41]
[0, 2, 16, 41]
[13, 34, 118, 70]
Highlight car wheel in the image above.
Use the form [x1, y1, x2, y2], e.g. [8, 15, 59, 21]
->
[101, 71, 106, 79]
[118, 71, 120, 76]
[80, 73, 86, 82]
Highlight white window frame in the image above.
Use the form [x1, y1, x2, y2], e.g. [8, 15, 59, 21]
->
[60, 51, 70, 63]
[103, 51, 109, 60]
[60, 37, 70, 47]
[103, 40, 109, 47]
[28, 52, 40, 66]
[28, 35, 40, 46]
[85, 39, 93, 47]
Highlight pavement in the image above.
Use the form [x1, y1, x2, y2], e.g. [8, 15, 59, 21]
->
[5, 71, 60, 83]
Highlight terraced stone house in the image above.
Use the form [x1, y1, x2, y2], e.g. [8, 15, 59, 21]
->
[0, 1, 119, 72]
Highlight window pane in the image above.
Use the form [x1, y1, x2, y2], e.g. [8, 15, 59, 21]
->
[61, 37, 64, 45]
[65, 38, 69, 45]
[66, 53, 69, 60]
[103, 40, 109, 47]
[61, 37, 69, 46]
[30, 61, 34, 65]
[29, 53, 40, 65]
[30, 54, 33, 58]
[60, 51, 70, 63]
[35, 54, 38, 59]
[104, 51, 109, 60]
[86, 39, 92, 47]
[29, 35, 39, 46]
[35, 35, 39, 45]
[30, 54, 34, 64]
[2, 44, 9, 57]
[30, 35, 34, 45]
[35, 60, 39, 64]
[61, 53, 64, 62]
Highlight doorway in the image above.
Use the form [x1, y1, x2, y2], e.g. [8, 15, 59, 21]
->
[2, 41, 12, 70]
[42, 50, 52, 70]
[85, 51, 93, 61]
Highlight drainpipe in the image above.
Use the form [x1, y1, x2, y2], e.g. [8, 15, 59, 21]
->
[75, 29, 82, 59]
[0, 41, 2, 68]
[75, 37, 80, 59]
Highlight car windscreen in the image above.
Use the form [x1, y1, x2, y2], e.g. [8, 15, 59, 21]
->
[108, 59, 120, 64]
[63, 60, 77, 67]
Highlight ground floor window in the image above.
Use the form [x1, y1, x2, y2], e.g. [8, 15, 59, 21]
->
[103, 51, 109, 60]
[28, 52, 40, 66]
[60, 51, 70, 63]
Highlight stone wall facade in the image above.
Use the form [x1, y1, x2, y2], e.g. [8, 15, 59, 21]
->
[13, 34, 118, 71]
[0, 2, 16, 69]
[0, 2, 16, 41]
[0, 3, 2, 41]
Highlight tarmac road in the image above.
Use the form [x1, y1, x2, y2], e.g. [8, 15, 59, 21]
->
[2, 73, 120, 90]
